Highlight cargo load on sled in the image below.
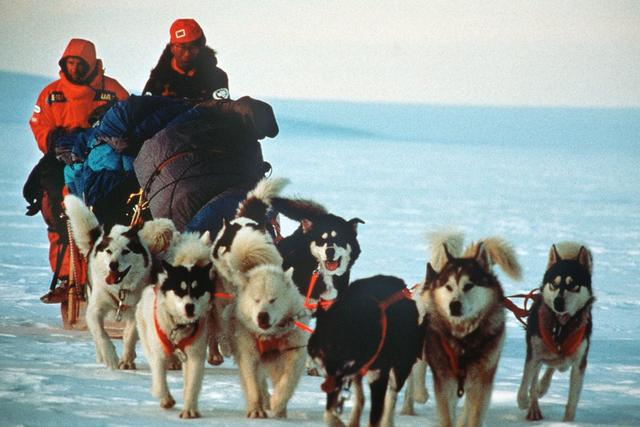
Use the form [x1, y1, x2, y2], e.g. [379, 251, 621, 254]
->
[24, 95, 279, 332]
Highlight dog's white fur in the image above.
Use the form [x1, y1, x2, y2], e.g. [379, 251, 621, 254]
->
[136, 231, 213, 418]
[517, 242, 594, 422]
[64, 194, 175, 369]
[216, 210, 309, 418]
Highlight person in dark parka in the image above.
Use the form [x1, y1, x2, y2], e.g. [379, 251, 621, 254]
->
[143, 18, 229, 101]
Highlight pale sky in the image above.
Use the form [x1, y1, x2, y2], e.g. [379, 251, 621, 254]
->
[2, 0, 639, 107]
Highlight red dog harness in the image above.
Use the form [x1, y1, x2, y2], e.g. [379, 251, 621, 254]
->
[358, 287, 412, 376]
[538, 304, 588, 357]
[153, 287, 205, 357]
[304, 270, 334, 311]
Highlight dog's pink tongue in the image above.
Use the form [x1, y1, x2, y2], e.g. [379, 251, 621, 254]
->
[325, 261, 339, 272]
[105, 271, 118, 285]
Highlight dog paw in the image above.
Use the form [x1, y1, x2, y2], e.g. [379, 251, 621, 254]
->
[526, 404, 543, 421]
[207, 352, 224, 366]
[246, 409, 268, 418]
[179, 409, 201, 419]
[517, 391, 529, 410]
[563, 408, 576, 422]
[271, 407, 287, 418]
[160, 395, 176, 409]
[118, 360, 136, 370]
[103, 351, 119, 369]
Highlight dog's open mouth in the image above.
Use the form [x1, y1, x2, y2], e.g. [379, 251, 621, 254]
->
[105, 266, 131, 285]
[324, 258, 341, 272]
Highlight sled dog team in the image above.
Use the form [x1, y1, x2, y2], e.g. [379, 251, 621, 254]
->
[64, 177, 595, 426]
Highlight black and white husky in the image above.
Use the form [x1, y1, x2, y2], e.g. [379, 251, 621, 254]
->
[64, 194, 175, 369]
[417, 231, 521, 427]
[517, 242, 594, 422]
[136, 231, 214, 418]
[270, 197, 364, 301]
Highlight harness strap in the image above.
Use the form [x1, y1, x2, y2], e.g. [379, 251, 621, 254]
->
[303, 269, 335, 311]
[503, 288, 540, 327]
[358, 287, 412, 376]
[153, 287, 204, 357]
[538, 304, 588, 357]
[213, 292, 234, 300]
[438, 333, 466, 397]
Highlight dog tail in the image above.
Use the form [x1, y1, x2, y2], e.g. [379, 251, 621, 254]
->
[427, 230, 464, 270]
[63, 194, 100, 257]
[270, 197, 328, 222]
[466, 237, 522, 281]
[168, 230, 212, 267]
[139, 218, 177, 256]
[236, 177, 290, 224]
[229, 229, 283, 274]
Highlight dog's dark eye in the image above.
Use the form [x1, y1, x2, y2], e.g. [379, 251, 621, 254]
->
[445, 285, 453, 292]
[463, 283, 474, 292]
[121, 249, 130, 255]
[106, 249, 112, 255]
[547, 281, 558, 290]
[269, 298, 276, 304]
[254, 299, 260, 304]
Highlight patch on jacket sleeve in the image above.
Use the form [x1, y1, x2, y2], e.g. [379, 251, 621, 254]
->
[47, 92, 67, 104]
[213, 88, 229, 100]
[93, 90, 118, 102]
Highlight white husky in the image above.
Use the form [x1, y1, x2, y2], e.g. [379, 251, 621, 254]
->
[64, 194, 175, 369]
[218, 221, 309, 418]
[136, 231, 214, 418]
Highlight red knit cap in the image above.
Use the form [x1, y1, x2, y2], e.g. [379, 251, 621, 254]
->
[170, 19, 205, 44]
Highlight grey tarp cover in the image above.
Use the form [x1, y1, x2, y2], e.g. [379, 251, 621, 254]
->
[134, 112, 267, 230]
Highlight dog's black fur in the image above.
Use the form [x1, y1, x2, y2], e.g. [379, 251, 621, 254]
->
[308, 275, 421, 426]
[271, 197, 363, 299]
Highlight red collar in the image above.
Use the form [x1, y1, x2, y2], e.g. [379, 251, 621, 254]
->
[438, 333, 467, 397]
[254, 335, 286, 357]
[358, 287, 412, 376]
[153, 287, 204, 356]
[538, 304, 587, 357]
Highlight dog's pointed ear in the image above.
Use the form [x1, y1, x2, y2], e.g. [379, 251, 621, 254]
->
[576, 245, 592, 275]
[474, 242, 491, 272]
[200, 230, 211, 245]
[285, 266, 294, 283]
[425, 262, 438, 287]
[301, 218, 314, 233]
[348, 217, 365, 234]
[443, 243, 454, 262]
[547, 244, 561, 270]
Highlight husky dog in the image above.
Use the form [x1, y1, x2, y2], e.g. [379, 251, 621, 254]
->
[136, 231, 214, 418]
[224, 236, 309, 418]
[517, 242, 594, 422]
[402, 231, 465, 416]
[419, 231, 521, 427]
[309, 275, 421, 427]
[270, 197, 364, 301]
[64, 194, 175, 369]
[208, 177, 289, 365]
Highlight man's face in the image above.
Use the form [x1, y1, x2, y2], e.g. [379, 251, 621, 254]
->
[171, 42, 201, 71]
[64, 57, 89, 83]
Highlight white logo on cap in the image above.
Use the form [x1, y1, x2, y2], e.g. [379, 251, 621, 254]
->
[33, 105, 41, 114]
[175, 29, 186, 39]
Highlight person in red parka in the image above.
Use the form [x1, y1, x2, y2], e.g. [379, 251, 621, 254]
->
[29, 38, 128, 303]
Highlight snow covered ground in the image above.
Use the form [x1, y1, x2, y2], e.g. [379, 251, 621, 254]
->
[1, 76, 639, 425]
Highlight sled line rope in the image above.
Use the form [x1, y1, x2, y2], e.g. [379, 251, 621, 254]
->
[503, 288, 540, 327]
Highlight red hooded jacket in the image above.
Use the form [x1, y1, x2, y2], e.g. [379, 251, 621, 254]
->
[29, 39, 129, 153]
